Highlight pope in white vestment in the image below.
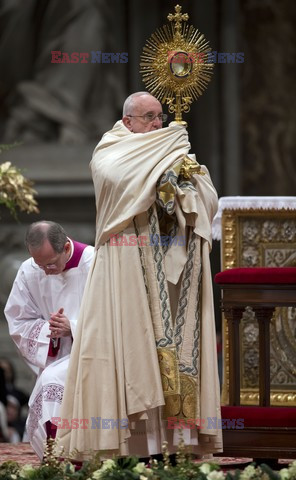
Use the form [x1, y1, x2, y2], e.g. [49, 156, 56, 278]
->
[5, 237, 94, 458]
[57, 93, 223, 460]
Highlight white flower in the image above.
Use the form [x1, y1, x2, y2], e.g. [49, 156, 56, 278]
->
[133, 462, 147, 474]
[133, 462, 152, 477]
[199, 463, 212, 475]
[279, 468, 290, 480]
[19, 464, 35, 478]
[207, 471, 225, 480]
[288, 461, 296, 475]
[92, 470, 103, 480]
[102, 459, 116, 470]
[0, 161, 11, 173]
[240, 465, 256, 480]
[92, 459, 116, 479]
[11, 475, 17, 480]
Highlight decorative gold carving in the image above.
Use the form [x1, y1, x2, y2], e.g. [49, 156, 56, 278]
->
[221, 211, 238, 269]
[221, 210, 238, 404]
[163, 373, 197, 419]
[180, 156, 205, 179]
[158, 347, 180, 396]
[240, 391, 296, 406]
[221, 208, 296, 406]
[270, 307, 296, 382]
[140, 4, 214, 125]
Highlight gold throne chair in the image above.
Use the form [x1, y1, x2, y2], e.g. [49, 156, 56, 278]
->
[212, 196, 296, 406]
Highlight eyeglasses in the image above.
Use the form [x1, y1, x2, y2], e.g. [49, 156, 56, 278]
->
[35, 250, 65, 271]
[37, 256, 61, 271]
[127, 113, 168, 124]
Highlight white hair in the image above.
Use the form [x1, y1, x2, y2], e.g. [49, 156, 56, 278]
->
[122, 92, 153, 116]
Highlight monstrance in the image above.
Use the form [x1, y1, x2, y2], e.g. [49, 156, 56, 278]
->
[140, 4, 214, 127]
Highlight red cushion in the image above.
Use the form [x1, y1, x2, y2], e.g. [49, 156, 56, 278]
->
[215, 267, 296, 285]
[221, 405, 296, 428]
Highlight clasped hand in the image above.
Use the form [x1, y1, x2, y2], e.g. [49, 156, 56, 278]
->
[48, 307, 71, 338]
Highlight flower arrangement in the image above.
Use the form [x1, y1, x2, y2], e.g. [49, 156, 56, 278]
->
[0, 440, 295, 480]
[0, 144, 39, 219]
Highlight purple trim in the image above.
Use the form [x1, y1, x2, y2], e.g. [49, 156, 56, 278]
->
[64, 240, 88, 270]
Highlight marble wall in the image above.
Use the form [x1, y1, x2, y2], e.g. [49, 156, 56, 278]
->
[240, 0, 296, 195]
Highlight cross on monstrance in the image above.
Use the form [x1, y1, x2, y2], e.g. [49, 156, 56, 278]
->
[167, 4, 189, 38]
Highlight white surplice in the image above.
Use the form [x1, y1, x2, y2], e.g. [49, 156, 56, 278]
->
[4, 245, 94, 458]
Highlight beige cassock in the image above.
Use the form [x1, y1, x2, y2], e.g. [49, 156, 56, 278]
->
[57, 121, 222, 460]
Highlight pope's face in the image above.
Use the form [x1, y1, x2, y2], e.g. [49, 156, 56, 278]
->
[123, 95, 163, 133]
[30, 239, 71, 275]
